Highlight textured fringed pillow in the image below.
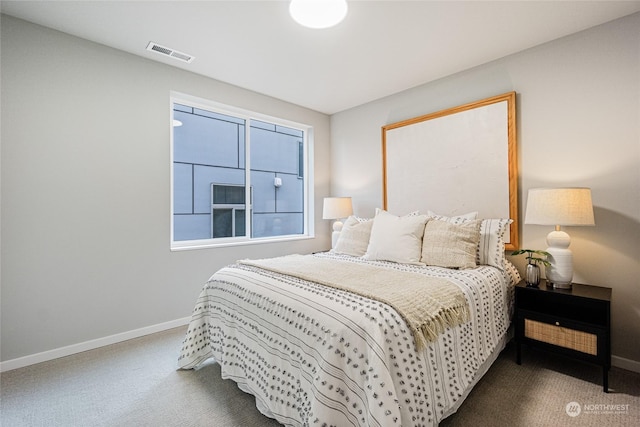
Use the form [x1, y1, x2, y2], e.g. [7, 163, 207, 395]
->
[427, 210, 478, 220]
[333, 215, 373, 257]
[426, 213, 512, 270]
[421, 219, 482, 269]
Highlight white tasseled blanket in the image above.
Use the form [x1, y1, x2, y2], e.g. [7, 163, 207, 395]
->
[239, 254, 470, 350]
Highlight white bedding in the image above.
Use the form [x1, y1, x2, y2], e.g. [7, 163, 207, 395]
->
[178, 252, 520, 426]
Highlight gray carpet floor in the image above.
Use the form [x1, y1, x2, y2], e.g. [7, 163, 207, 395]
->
[1, 326, 638, 426]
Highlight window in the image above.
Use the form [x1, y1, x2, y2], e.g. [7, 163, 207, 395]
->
[211, 184, 247, 238]
[171, 93, 313, 249]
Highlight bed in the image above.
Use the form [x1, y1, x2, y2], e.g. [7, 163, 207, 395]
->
[178, 211, 520, 427]
[178, 93, 520, 426]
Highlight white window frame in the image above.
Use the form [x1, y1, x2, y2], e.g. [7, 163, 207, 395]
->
[170, 92, 314, 251]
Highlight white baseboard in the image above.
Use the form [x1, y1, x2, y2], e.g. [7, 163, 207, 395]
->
[612, 354, 640, 374]
[0, 317, 191, 373]
[3, 317, 639, 375]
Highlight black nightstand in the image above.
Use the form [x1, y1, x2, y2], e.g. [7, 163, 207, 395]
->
[515, 280, 612, 392]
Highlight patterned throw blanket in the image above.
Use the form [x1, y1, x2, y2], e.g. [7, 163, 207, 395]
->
[239, 254, 470, 350]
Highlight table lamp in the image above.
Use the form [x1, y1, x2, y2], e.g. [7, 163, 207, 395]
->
[524, 188, 595, 288]
[322, 197, 353, 248]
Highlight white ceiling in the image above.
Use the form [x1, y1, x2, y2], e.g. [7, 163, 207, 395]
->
[3, 1, 640, 115]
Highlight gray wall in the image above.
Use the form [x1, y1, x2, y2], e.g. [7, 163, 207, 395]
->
[0, 15, 332, 362]
[3, 12, 639, 369]
[330, 13, 640, 366]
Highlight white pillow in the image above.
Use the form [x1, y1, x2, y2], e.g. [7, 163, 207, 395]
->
[477, 218, 512, 270]
[333, 216, 373, 257]
[426, 213, 512, 270]
[364, 209, 428, 265]
[421, 219, 481, 269]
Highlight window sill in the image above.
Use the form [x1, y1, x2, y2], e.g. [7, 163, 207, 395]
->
[170, 234, 315, 252]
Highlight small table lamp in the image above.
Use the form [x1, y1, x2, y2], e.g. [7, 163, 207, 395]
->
[524, 188, 595, 288]
[322, 197, 353, 248]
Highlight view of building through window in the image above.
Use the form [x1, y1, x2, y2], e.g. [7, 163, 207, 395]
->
[172, 99, 308, 245]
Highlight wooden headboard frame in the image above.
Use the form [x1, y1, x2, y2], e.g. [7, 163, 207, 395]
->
[382, 92, 519, 250]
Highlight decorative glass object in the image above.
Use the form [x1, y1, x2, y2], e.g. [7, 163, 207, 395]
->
[512, 249, 551, 288]
[525, 263, 541, 287]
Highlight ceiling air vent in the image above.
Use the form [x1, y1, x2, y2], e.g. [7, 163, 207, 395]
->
[146, 42, 194, 64]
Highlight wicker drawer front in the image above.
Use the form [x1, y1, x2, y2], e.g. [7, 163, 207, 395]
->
[524, 319, 597, 355]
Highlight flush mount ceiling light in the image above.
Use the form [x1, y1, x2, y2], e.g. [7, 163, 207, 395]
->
[289, 0, 348, 29]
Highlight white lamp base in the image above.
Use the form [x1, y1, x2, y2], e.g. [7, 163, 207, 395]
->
[545, 229, 573, 288]
[331, 220, 344, 249]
